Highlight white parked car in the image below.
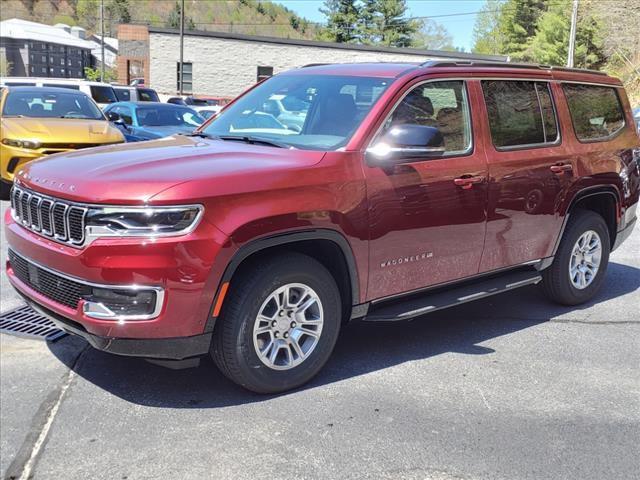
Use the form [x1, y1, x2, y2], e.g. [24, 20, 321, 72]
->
[0, 77, 117, 109]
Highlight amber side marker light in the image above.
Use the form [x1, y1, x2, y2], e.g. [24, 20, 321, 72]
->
[213, 282, 230, 317]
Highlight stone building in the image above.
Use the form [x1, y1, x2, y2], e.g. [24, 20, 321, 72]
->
[118, 25, 506, 98]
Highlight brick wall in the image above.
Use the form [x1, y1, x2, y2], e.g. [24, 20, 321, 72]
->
[117, 24, 150, 85]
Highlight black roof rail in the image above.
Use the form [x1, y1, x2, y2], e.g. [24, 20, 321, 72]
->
[300, 63, 331, 68]
[420, 60, 607, 76]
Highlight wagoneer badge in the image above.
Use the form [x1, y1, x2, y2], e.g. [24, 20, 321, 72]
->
[380, 252, 433, 268]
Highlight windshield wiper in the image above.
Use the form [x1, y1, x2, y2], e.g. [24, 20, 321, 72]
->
[217, 135, 292, 149]
[186, 132, 218, 139]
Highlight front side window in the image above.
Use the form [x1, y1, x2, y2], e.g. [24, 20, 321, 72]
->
[2, 90, 104, 120]
[482, 80, 559, 148]
[382, 80, 472, 155]
[112, 106, 133, 125]
[562, 84, 625, 141]
[203, 74, 390, 151]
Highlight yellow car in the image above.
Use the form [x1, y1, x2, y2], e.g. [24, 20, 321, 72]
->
[1, 86, 124, 199]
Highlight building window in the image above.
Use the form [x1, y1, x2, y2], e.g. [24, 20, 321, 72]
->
[177, 62, 193, 94]
[257, 66, 273, 82]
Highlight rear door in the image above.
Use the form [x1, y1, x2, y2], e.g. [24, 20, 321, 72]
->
[365, 78, 489, 300]
[477, 79, 573, 272]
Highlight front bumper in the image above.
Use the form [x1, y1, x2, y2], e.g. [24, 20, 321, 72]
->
[5, 206, 230, 341]
[20, 292, 212, 359]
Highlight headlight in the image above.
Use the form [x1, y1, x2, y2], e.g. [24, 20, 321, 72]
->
[85, 205, 203, 239]
[2, 138, 41, 149]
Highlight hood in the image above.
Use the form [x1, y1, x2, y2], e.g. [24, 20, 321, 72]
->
[2, 117, 123, 144]
[16, 134, 325, 204]
[137, 125, 197, 138]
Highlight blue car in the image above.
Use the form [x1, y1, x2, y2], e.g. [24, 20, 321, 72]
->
[104, 102, 205, 142]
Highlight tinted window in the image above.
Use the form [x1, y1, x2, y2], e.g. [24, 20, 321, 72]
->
[43, 84, 80, 90]
[114, 88, 131, 101]
[562, 84, 625, 141]
[90, 85, 117, 104]
[137, 88, 159, 102]
[137, 106, 203, 127]
[383, 80, 472, 155]
[483, 81, 559, 148]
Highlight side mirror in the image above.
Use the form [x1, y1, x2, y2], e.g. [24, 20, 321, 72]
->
[366, 124, 445, 167]
[106, 111, 125, 125]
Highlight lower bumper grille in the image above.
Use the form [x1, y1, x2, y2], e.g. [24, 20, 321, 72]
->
[8, 250, 89, 310]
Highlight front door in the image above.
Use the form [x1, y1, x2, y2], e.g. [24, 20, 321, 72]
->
[365, 79, 489, 300]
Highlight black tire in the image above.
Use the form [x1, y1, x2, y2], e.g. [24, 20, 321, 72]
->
[211, 252, 341, 394]
[0, 180, 11, 201]
[542, 209, 610, 305]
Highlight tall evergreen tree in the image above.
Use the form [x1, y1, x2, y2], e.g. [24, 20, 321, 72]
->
[372, 0, 419, 47]
[472, 0, 504, 55]
[320, 0, 360, 43]
[498, 0, 546, 60]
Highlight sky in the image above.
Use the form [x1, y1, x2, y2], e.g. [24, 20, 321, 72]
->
[278, 0, 488, 52]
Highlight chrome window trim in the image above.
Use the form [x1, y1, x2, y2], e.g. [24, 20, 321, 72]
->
[8, 249, 165, 321]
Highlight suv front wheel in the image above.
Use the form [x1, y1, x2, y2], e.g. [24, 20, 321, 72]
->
[211, 252, 341, 393]
[543, 209, 611, 305]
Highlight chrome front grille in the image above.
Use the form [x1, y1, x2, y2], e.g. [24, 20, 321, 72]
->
[10, 186, 87, 246]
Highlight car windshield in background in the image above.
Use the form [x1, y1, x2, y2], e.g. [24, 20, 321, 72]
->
[90, 85, 118, 104]
[137, 106, 204, 127]
[203, 74, 390, 150]
[2, 90, 105, 120]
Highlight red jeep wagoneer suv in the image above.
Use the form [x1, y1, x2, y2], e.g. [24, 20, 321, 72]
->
[5, 61, 639, 393]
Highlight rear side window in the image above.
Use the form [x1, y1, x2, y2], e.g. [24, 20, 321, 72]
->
[562, 84, 625, 141]
[482, 80, 559, 148]
[114, 88, 131, 101]
[137, 88, 159, 102]
[90, 85, 117, 104]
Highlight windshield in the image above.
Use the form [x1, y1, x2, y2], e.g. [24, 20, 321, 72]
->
[2, 90, 105, 120]
[137, 106, 204, 127]
[203, 74, 390, 150]
[90, 85, 118, 104]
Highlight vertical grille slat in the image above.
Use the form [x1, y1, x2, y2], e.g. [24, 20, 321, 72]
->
[9, 186, 87, 247]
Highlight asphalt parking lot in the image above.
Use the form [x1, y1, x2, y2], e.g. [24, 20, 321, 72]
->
[1, 199, 639, 480]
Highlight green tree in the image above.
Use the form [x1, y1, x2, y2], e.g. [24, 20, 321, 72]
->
[320, 0, 360, 43]
[531, 0, 605, 69]
[472, 0, 504, 55]
[497, 0, 546, 60]
[371, 0, 419, 47]
[412, 19, 454, 50]
[166, 1, 196, 30]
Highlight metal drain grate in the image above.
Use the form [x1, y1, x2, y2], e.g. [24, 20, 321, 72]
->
[0, 305, 67, 342]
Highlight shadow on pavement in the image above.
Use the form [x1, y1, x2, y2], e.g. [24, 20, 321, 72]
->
[47, 261, 640, 408]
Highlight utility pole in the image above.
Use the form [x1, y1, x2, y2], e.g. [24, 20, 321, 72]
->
[100, 0, 105, 82]
[567, 0, 579, 67]
[179, 0, 184, 95]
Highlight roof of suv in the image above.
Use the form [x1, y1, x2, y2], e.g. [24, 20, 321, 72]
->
[288, 61, 622, 85]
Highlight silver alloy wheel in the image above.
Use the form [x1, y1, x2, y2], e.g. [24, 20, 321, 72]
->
[569, 230, 602, 290]
[253, 283, 324, 370]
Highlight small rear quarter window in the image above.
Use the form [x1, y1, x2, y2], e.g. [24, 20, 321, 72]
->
[562, 84, 625, 142]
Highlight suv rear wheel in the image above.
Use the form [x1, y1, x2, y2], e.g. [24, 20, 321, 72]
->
[542, 210, 611, 305]
[211, 252, 341, 393]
